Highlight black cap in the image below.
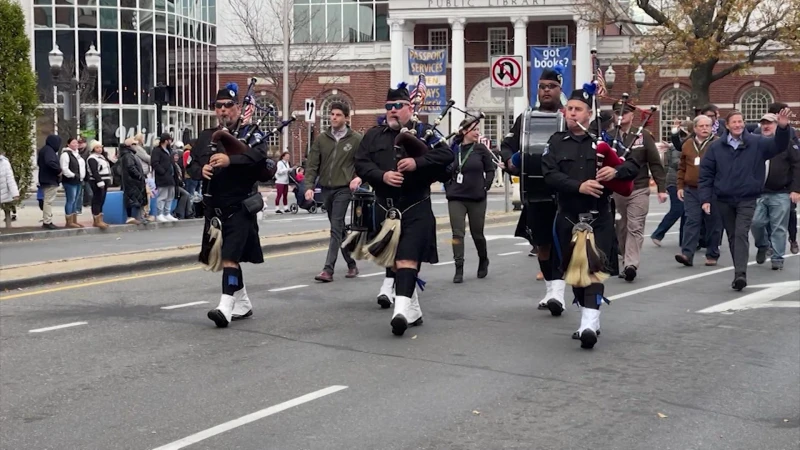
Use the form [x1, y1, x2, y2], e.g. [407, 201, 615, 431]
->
[160, 132, 172, 142]
[387, 82, 411, 102]
[539, 68, 563, 86]
[568, 89, 593, 108]
[215, 82, 239, 103]
[612, 99, 637, 114]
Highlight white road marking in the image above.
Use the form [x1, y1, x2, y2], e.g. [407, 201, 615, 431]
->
[307, 218, 328, 221]
[29, 322, 88, 333]
[268, 285, 308, 292]
[160, 301, 209, 310]
[358, 272, 385, 278]
[485, 235, 527, 242]
[433, 260, 454, 266]
[609, 254, 799, 302]
[150, 385, 349, 450]
[498, 251, 522, 256]
[697, 280, 800, 313]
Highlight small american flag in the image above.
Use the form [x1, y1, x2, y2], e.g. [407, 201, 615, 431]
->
[596, 67, 607, 97]
[478, 135, 491, 147]
[242, 97, 255, 124]
[410, 75, 427, 106]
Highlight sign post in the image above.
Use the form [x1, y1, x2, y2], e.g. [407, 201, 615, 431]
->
[490, 55, 524, 213]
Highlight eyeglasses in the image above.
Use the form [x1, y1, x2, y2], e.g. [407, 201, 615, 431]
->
[215, 101, 236, 109]
[385, 102, 409, 111]
[538, 84, 560, 91]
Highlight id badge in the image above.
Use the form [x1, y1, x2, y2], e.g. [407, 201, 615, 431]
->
[456, 173, 464, 184]
[694, 157, 700, 165]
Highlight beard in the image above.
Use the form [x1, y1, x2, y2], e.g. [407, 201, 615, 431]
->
[388, 116, 403, 130]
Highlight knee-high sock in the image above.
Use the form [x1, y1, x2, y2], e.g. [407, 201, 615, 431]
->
[385, 267, 395, 279]
[583, 283, 604, 310]
[222, 266, 243, 295]
[539, 258, 553, 281]
[395, 268, 417, 298]
[572, 287, 586, 308]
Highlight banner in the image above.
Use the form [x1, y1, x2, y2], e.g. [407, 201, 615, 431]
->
[407, 48, 448, 115]
[529, 46, 572, 108]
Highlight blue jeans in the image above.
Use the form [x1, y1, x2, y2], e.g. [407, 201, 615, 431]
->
[64, 183, 80, 215]
[185, 179, 200, 197]
[651, 185, 685, 242]
[751, 192, 792, 262]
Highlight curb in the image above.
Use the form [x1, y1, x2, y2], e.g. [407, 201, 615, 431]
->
[0, 218, 205, 244]
[0, 213, 519, 292]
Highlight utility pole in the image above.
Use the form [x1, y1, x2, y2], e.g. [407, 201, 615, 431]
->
[282, 0, 290, 153]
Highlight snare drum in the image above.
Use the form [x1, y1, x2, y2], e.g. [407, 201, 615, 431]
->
[349, 189, 376, 232]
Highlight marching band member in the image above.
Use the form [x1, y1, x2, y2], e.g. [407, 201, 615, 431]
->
[354, 82, 454, 336]
[190, 83, 270, 328]
[541, 86, 640, 349]
[445, 115, 495, 283]
[501, 67, 567, 314]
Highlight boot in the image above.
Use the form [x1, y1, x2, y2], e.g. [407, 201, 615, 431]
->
[208, 294, 235, 328]
[377, 277, 394, 309]
[93, 214, 109, 230]
[390, 294, 422, 337]
[475, 238, 489, 279]
[577, 308, 601, 349]
[97, 213, 109, 229]
[72, 213, 84, 228]
[453, 263, 464, 283]
[232, 285, 253, 320]
[546, 280, 566, 317]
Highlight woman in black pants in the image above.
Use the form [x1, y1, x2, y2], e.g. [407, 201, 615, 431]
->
[446, 116, 496, 283]
[86, 140, 112, 229]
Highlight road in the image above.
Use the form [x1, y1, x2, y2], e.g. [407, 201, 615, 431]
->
[0, 197, 508, 267]
[1, 218, 798, 449]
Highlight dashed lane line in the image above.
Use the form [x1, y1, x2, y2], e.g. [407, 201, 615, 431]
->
[29, 322, 88, 333]
[268, 285, 309, 292]
[498, 251, 522, 256]
[160, 301, 209, 310]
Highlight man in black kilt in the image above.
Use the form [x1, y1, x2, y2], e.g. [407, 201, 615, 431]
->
[541, 86, 640, 349]
[501, 67, 567, 314]
[354, 82, 454, 336]
[189, 83, 271, 328]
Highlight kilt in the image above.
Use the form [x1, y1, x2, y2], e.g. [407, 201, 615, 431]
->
[514, 200, 557, 246]
[199, 207, 264, 265]
[373, 196, 439, 264]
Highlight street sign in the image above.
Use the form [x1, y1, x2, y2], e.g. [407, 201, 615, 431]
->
[697, 280, 800, 314]
[491, 55, 524, 90]
[304, 98, 316, 123]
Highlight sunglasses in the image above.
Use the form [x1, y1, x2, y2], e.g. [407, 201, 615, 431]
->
[538, 83, 560, 91]
[214, 101, 236, 109]
[385, 102, 409, 111]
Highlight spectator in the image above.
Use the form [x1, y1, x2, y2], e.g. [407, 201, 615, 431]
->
[274, 152, 291, 214]
[60, 137, 86, 228]
[120, 138, 147, 224]
[86, 139, 112, 230]
[150, 132, 178, 222]
[0, 150, 20, 225]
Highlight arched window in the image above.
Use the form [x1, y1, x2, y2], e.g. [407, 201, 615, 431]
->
[740, 87, 774, 125]
[659, 88, 693, 141]
[254, 95, 281, 156]
[319, 94, 352, 131]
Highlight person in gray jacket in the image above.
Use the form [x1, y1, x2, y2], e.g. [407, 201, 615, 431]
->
[305, 102, 363, 282]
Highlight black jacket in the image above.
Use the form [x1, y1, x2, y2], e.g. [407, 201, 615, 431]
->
[118, 145, 147, 208]
[354, 122, 454, 203]
[764, 136, 800, 194]
[150, 145, 176, 188]
[37, 135, 62, 187]
[444, 140, 495, 202]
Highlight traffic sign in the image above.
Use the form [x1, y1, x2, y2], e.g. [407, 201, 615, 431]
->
[305, 98, 316, 123]
[491, 55, 524, 90]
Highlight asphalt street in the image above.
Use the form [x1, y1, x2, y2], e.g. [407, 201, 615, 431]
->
[1, 217, 798, 449]
[0, 197, 507, 267]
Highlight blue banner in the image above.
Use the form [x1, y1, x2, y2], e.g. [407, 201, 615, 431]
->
[529, 46, 573, 108]
[407, 48, 448, 115]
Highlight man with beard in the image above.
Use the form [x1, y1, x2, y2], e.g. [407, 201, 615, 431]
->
[501, 67, 567, 314]
[353, 82, 454, 336]
[189, 83, 272, 328]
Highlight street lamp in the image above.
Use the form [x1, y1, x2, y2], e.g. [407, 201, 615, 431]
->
[634, 64, 646, 92]
[604, 64, 616, 91]
[49, 43, 101, 139]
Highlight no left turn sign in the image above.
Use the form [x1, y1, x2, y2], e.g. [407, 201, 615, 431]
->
[490, 55, 523, 89]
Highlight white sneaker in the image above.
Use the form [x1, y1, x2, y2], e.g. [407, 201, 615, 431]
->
[390, 295, 422, 336]
[156, 214, 168, 222]
[166, 214, 179, 222]
[208, 294, 235, 328]
[377, 277, 394, 309]
[232, 286, 253, 320]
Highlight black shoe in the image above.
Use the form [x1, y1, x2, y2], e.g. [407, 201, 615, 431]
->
[377, 295, 392, 309]
[572, 329, 601, 339]
[42, 223, 58, 230]
[477, 258, 489, 279]
[756, 248, 768, 264]
[546, 299, 564, 317]
[207, 309, 229, 328]
[391, 315, 408, 336]
[732, 275, 747, 291]
[623, 266, 637, 282]
[453, 264, 464, 284]
[231, 310, 253, 321]
[675, 254, 693, 267]
[579, 329, 598, 349]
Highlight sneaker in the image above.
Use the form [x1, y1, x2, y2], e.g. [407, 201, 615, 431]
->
[276, 209, 283, 214]
[772, 260, 784, 271]
[651, 237, 662, 247]
[166, 214, 179, 222]
[156, 214, 168, 222]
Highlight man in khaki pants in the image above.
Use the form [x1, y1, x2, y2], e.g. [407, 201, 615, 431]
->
[37, 135, 63, 230]
[611, 100, 668, 281]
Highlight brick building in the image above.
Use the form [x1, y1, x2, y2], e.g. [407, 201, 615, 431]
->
[217, 0, 798, 162]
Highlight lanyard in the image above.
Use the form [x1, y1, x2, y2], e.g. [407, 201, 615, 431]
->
[458, 144, 474, 170]
[692, 137, 709, 156]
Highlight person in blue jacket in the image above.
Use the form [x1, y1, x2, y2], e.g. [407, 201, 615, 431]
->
[698, 107, 792, 291]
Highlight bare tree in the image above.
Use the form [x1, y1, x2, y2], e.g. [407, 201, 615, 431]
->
[227, 0, 346, 116]
[576, 0, 800, 106]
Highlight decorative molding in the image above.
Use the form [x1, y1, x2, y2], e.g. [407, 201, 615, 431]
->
[467, 77, 506, 112]
[319, 76, 350, 84]
[738, 66, 775, 76]
[448, 17, 467, 30]
[513, 16, 529, 28]
[660, 69, 691, 78]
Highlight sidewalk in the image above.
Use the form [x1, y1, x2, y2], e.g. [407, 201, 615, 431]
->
[0, 212, 519, 291]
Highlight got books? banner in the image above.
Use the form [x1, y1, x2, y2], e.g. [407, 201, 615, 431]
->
[529, 46, 572, 108]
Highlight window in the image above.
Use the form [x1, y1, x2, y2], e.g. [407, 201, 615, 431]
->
[292, 0, 390, 44]
[428, 28, 448, 50]
[255, 95, 280, 148]
[488, 27, 508, 58]
[659, 88, 692, 141]
[481, 113, 513, 148]
[740, 87, 774, 124]
[319, 94, 351, 131]
[547, 25, 568, 47]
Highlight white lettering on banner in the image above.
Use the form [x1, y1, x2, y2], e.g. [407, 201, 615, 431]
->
[427, 0, 542, 6]
[532, 58, 570, 69]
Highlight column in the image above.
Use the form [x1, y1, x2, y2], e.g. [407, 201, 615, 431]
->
[575, 17, 593, 90]
[512, 16, 529, 119]
[389, 19, 406, 88]
[449, 17, 466, 134]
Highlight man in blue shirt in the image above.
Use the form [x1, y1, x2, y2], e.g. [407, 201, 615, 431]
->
[699, 107, 792, 291]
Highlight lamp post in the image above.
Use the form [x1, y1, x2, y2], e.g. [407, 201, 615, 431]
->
[604, 64, 616, 91]
[634, 64, 646, 94]
[49, 43, 101, 139]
